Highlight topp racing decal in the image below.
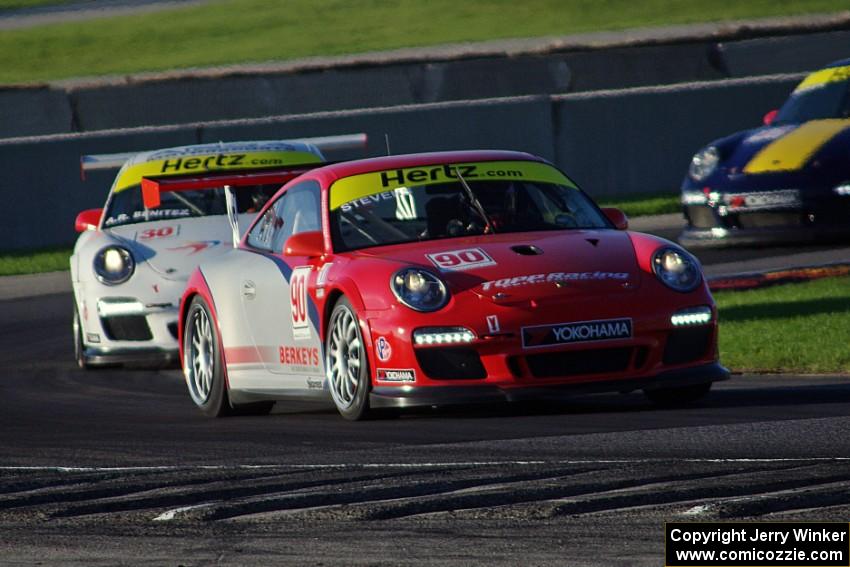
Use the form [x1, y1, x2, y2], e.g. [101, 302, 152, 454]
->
[522, 318, 633, 349]
[427, 248, 496, 271]
[481, 271, 629, 290]
[376, 368, 416, 383]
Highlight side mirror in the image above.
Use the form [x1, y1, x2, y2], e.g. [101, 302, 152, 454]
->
[75, 208, 102, 232]
[283, 230, 324, 257]
[601, 207, 628, 230]
[763, 109, 778, 126]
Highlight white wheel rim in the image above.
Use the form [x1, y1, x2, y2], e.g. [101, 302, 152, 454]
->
[185, 306, 215, 406]
[326, 307, 362, 410]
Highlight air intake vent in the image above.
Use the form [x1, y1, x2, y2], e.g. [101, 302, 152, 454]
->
[511, 245, 542, 256]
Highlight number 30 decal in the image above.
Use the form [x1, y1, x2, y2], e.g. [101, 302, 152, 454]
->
[139, 226, 175, 240]
[426, 248, 496, 271]
[291, 266, 311, 339]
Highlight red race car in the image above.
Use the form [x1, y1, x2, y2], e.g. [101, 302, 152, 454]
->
[170, 150, 728, 420]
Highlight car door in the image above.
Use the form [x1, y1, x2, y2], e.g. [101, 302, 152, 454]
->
[238, 180, 325, 394]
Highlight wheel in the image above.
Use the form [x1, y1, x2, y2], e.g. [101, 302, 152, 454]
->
[644, 382, 712, 406]
[183, 296, 273, 418]
[325, 297, 372, 421]
[73, 303, 91, 369]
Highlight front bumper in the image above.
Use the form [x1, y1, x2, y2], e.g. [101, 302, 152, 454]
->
[82, 345, 179, 367]
[76, 294, 181, 366]
[679, 188, 850, 248]
[679, 224, 850, 248]
[370, 362, 729, 408]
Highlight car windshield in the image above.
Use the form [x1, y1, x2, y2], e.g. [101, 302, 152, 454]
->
[775, 79, 850, 123]
[102, 184, 279, 228]
[329, 163, 609, 252]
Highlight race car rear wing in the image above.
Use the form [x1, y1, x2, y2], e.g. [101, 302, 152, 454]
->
[140, 166, 316, 248]
[79, 133, 368, 180]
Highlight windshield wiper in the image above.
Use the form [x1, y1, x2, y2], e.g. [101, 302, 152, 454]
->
[452, 166, 495, 234]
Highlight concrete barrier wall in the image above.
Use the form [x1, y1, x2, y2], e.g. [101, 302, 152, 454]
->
[554, 75, 801, 197]
[0, 86, 73, 137]
[0, 128, 198, 251]
[0, 74, 802, 251]
[0, 26, 845, 138]
[0, 96, 553, 251]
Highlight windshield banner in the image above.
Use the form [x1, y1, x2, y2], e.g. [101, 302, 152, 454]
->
[794, 64, 850, 93]
[113, 151, 322, 192]
[329, 160, 575, 211]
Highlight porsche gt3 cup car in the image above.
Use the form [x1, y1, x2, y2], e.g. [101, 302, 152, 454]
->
[178, 150, 728, 420]
[680, 58, 850, 247]
[71, 135, 366, 368]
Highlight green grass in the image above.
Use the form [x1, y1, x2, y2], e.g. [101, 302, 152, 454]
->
[715, 276, 850, 374]
[597, 192, 679, 217]
[0, 0, 69, 10]
[0, 247, 71, 276]
[0, 0, 845, 84]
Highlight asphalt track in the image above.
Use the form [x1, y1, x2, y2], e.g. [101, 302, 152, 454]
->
[1, 237, 849, 565]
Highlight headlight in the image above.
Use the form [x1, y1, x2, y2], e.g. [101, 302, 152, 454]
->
[688, 146, 720, 181]
[93, 245, 135, 285]
[391, 268, 448, 312]
[652, 247, 701, 293]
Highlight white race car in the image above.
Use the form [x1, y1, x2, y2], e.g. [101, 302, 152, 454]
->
[70, 135, 366, 368]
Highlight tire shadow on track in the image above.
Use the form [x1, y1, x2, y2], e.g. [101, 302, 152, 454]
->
[366, 377, 850, 422]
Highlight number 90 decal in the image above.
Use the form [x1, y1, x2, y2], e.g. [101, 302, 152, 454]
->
[426, 247, 496, 271]
[291, 266, 311, 339]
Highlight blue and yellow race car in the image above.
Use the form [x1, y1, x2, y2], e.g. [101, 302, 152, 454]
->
[680, 58, 850, 247]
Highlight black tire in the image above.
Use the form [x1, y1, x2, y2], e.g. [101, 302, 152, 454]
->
[183, 296, 274, 418]
[644, 382, 712, 406]
[73, 303, 91, 369]
[325, 297, 372, 421]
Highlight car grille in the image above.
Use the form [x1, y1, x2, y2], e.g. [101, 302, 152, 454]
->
[100, 316, 153, 341]
[663, 327, 712, 366]
[737, 212, 801, 228]
[525, 347, 634, 379]
[415, 347, 487, 380]
[686, 206, 717, 229]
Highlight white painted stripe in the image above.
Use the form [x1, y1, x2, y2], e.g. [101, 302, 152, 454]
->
[2, 458, 850, 473]
[153, 502, 217, 522]
[681, 504, 713, 516]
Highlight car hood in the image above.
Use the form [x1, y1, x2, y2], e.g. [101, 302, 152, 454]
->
[353, 230, 640, 303]
[723, 118, 850, 175]
[106, 215, 250, 281]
